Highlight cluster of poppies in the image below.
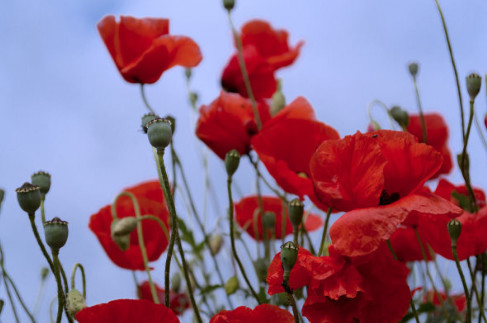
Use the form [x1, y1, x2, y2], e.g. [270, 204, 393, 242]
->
[79, 5, 487, 323]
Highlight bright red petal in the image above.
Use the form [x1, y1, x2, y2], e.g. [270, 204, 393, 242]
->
[267, 248, 314, 294]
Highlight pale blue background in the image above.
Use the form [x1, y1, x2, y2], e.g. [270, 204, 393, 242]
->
[1, 0, 487, 322]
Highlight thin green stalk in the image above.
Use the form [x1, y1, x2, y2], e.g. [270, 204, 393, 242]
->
[33, 276, 47, 318]
[286, 292, 300, 323]
[70, 263, 86, 299]
[52, 251, 65, 323]
[28, 214, 55, 273]
[301, 225, 315, 255]
[140, 84, 156, 114]
[248, 157, 287, 201]
[227, 176, 261, 304]
[412, 76, 427, 143]
[460, 100, 479, 212]
[433, 0, 465, 142]
[156, 150, 202, 323]
[466, 258, 487, 322]
[40, 197, 46, 225]
[5, 276, 35, 322]
[366, 100, 396, 130]
[318, 208, 332, 257]
[474, 110, 487, 151]
[452, 242, 471, 322]
[2, 272, 19, 323]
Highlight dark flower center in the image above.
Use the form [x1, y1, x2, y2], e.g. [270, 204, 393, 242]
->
[379, 190, 400, 205]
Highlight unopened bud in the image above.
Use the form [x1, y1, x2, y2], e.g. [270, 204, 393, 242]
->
[141, 113, 159, 134]
[44, 217, 69, 250]
[31, 171, 51, 195]
[448, 219, 462, 245]
[367, 121, 381, 132]
[112, 217, 137, 237]
[225, 149, 241, 177]
[66, 289, 86, 316]
[41, 267, 49, 281]
[164, 115, 176, 134]
[408, 62, 419, 78]
[16, 183, 41, 214]
[209, 234, 224, 256]
[466, 73, 481, 101]
[224, 276, 239, 295]
[146, 118, 173, 150]
[223, 0, 235, 11]
[111, 219, 130, 251]
[262, 212, 276, 230]
[280, 241, 299, 281]
[389, 106, 409, 128]
[254, 258, 268, 282]
[288, 199, 304, 228]
[185, 68, 192, 80]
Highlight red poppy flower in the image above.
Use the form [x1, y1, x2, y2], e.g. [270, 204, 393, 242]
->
[252, 97, 339, 206]
[407, 113, 453, 177]
[138, 281, 190, 316]
[435, 178, 486, 210]
[234, 196, 322, 241]
[424, 291, 467, 312]
[89, 180, 170, 270]
[76, 299, 180, 323]
[98, 15, 202, 84]
[221, 46, 277, 100]
[240, 20, 304, 70]
[195, 91, 271, 159]
[310, 130, 461, 257]
[210, 304, 294, 323]
[389, 227, 433, 262]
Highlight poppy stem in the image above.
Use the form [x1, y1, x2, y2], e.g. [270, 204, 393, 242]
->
[227, 175, 262, 304]
[466, 258, 487, 322]
[433, 0, 465, 143]
[70, 263, 87, 299]
[473, 110, 487, 151]
[227, 11, 262, 130]
[156, 150, 203, 323]
[3, 272, 20, 323]
[318, 208, 332, 257]
[58, 262, 74, 322]
[451, 242, 471, 322]
[52, 251, 66, 323]
[286, 289, 300, 323]
[366, 100, 396, 130]
[410, 75, 427, 143]
[140, 84, 156, 114]
[40, 196, 46, 225]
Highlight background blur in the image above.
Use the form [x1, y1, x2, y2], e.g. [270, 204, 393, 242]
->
[1, 0, 487, 321]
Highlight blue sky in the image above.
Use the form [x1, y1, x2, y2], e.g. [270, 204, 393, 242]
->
[1, 0, 487, 321]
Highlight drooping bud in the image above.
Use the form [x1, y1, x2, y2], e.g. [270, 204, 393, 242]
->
[367, 121, 381, 132]
[225, 149, 241, 177]
[224, 276, 239, 295]
[141, 113, 159, 134]
[172, 273, 182, 293]
[41, 267, 49, 281]
[262, 212, 276, 230]
[111, 219, 130, 251]
[16, 182, 41, 214]
[66, 289, 86, 317]
[31, 171, 51, 195]
[44, 217, 69, 250]
[254, 258, 268, 282]
[448, 219, 462, 246]
[408, 62, 419, 78]
[111, 217, 137, 237]
[281, 241, 299, 282]
[223, 0, 235, 11]
[209, 234, 224, 255]
[146, 118, 173, 150]
[270, 80, 285, 116]
[466, 73, 481, 101]
[288, 199, 304, 228]
[389, 106, 410, 128]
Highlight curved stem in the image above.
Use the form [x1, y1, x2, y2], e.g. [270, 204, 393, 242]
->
[227, 176, 261, 304]
[28, 214, 55, 273]
[460, 100, 479, 212]
[412, 77, 427, 143]
[140, 84, 156, 114]
[5, 276, 35, 322]
[366, 99, 396, 130]
[52, 251, 64, 323]
[40, 197, 46, 225]
[466, 258, 487, 322]
[318, 208, 332, 257]
[70, 263, 86, 299]
[452, 243, 471, 322]
[286, 291, 300, 323]
[2, 272, 19, 323]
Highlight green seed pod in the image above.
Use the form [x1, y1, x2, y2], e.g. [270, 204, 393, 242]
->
[466, 73, 481, 101]
[44, 217, 69, 250]
[209, 234, 224, 256]
[171, 273, 182, 293]
[223, 0, 235, 11]
[111, 219, 130, 251]
[141, 113, 159, 134]
[111, 217, 137, 237]
[41, 267, 50, 281]
[224, 276, 239, 295]
[254, 258, 268, 282]
[262, 212, 276, 230]
[281, 241, 299, 281]
[31, 171, 51, 195]
[225, 149, 241, 177]
[389, 106, 410, 128]
[164, 115, 176, 134]
[15, 182, 41, 214]
[146, 118, 173, 150]
[408, 62, 419, 78]
[66, 289, 86, 317]
[288, 199, 304, 228]
[447, 219, 462, 245]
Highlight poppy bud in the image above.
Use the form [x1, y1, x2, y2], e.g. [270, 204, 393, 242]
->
[31, 171, 51, 195]
[254, 258, 268, 282]
[225, 149, 241, 177]
[448, 219, 462, 245]
[209, 234, 224, 255]
[288, 199, 304, 228]
[172, 273, 182, 293]
[189, 92, 198, 107]
[112, 217, 137, 237]
[280, 241, 299, 282]
[223, 0, 235, 11]
[270, 81, 285, 116]
[367, 121, 381, 132]
[224, 276, 239, 295]
[44, 217, 69, 250]
[390, 106, 410, 128]
[66, 289, 86, 317]
[141, 113, 159, 133]
[41, 267, 49, 281]
[408, 62, 419, 78]
[146, 118, 173, 150]
[111, 219, 130, 251]
[466, 73, 481, 101]
[262, 212, 276, 229]
[164, 115, 176, 134]
[185, 68, 192, 80]
[16, 182, 41, 214]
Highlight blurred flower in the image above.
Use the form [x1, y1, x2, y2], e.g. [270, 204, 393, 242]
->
[98, 15, 202, 84]
[423, 290, 467, 313]
[138, 281, 190, 316]
[76, 299, 179, 323]
[195, 91, 271, 159]
[310, 130, 461, 257]
[234, 196, 322, 241]
[406, 113, 453, 177]
[210, 304, 294, 323]
[89, 181, 170, 270]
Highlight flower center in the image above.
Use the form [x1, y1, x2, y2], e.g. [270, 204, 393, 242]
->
[379, 190, 400, 205]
